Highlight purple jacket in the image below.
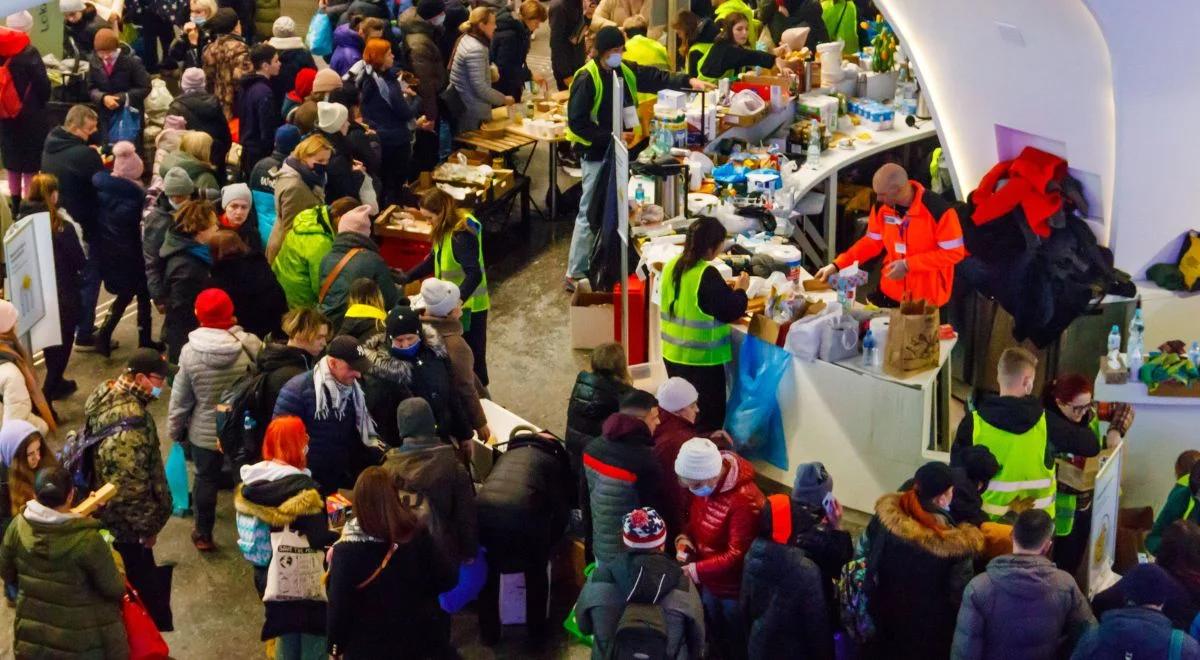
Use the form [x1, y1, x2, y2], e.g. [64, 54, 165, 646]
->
[329, 24, 363, 76]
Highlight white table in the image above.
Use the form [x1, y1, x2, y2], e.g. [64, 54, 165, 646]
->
[705, 101, 797, 156]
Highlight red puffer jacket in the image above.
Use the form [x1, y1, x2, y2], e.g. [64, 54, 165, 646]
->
[682, 452, 765, 599]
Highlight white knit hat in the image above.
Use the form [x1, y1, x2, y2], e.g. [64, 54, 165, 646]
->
[674, 437, 722, 480]
[272, 15, 296, 38]
[420, 278, 461, 318]
[316, 101, 348, 133]
[59, 0, 84, 13]
[6, 11, 33, 33]
[656, 377, 698, 414]
[221, 183, 251, 208]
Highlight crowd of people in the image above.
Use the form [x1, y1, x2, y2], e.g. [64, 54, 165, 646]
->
[0, 0, 1192, 659]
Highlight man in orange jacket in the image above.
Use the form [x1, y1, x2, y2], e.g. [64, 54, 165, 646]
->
[815, 163, 965, 307]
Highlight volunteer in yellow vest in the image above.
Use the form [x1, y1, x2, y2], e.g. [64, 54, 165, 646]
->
[671, 10, 714, 71]
[564, 26, 711, 292]
[621, 16, 669, 103]
[406, 188, 492, 386]
[688, 13, 784, 83]
[659, 216, 748, 432]
[1043, 372, 1133, 574]
[711, 0, 759, 42]
[1147, 451, 1200, 555]
[951, 348, 1101, 527]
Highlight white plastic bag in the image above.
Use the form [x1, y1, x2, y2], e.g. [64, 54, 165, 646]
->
[784, 305, 839, 362]
[819, 314, 860, 363]
[263, 525, 326, 602]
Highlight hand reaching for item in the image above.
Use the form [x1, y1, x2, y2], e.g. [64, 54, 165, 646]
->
[415, 115, 434, 131]
[814, 263, 839, 282]
[688, 78, 715, 92]
[883, 259, 909, 280]
[103, 95, 120, 110]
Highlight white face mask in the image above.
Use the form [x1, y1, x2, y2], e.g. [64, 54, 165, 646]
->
[430, 13, 445, 26]
[604, 52, 622, 68]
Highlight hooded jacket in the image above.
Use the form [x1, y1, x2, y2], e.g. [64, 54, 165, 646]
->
[582, 413, 667, 565]
[159, 148, 220, 195]
[1071, 607, 1200, 660]
[565, 370, 633, 479]
[576, 551, 706, 660]
[952, 554, 1095, 660]
[167, 326, 262, 450]
[0, 29, 51, 172]
[330, 24, 364, 76]
[382, 435, 479, 563]
[360, 328, 472, 445]
[398, 9, 446, 122]
[256, 343, 315, 427]
[160, 229, 215, 362]
[234, 461, 336, 639]
[742, 496, 833, 660]
[952, 394, 1101, 468]
[236, 72, 281, 173]
[477, 434, 574, 569]
[41, 126, 104, 239]
[87, 379, 171, 544]
[0, 502, 128, 659]
[651, 409, 733, 537]
[681, 451, 765, 599]
[272, 205, 336, 308]
[93, 169, 149, 296]
[249, 147, 286, 247]
[1091, 565, 1200, 631]
[490, 13, 532, 100]
[168, 89, 232, 180]
[268, 159, 326, 263]
[211, 251, 289, 340]
[866, 492, 985, 660]
[142, 195, 174, 304]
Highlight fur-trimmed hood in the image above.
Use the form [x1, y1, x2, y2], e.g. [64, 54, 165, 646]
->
[234, 482, 324, 527]
[360, 326, 448, 385]
[874, 492, 984, 559]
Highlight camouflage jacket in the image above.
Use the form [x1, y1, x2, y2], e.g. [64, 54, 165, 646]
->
[85, 380, 172, 544]
[202, 34, 250, 120]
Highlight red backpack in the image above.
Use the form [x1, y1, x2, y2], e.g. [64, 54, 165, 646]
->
[0, 56, 25, 119]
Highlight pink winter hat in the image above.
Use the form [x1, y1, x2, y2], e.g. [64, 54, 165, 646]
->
[337, 205, 373, 236]
[111, 141, 144, 181]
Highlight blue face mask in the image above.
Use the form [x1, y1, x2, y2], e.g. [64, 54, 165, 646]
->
[604, 52, 622, 69]
[690, 484, 715, 498]
[389, 341, 421, 359]
[150, 385, 163, 399]
[191, 15, 206, 25]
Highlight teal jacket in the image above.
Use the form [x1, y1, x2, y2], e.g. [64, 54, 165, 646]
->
[271, 205, 335, 309]
[1147, 480, 1199, 555]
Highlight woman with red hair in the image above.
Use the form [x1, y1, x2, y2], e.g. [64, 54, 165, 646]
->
[357, 37, 430, 205]
[234, 416, 338, 659]
[1043, 372, 1135, 574]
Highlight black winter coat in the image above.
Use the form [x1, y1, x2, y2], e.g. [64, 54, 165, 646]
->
[490, 14, 531, 100]
[742, 537, 833, 660]
[358, 70, 414, 149]
[86, 49, 150, 140]
[548, 0, 586, 81]
[317, 128, 365, 203]
[19, 201, 85, 329]
[159, 230, 214, 363]
[360, 330, 471, 446]
[0, 33, 50, 172]
[761, 0, 828, 50]
[476, 433, 574, 570]
[168, 90, 232, 178]
[210, 252, 288, 340]
[270, 46, 317, 104]
[317, 233, 400, 328]
[143, 197, 172, 303]
[63, 8, 107, 56]
[256, 343, 315, 434]
[564, 370, 632, 478]
[236, 74, 281, 176]
[92, 171, 149, 296]
[41, 127, 104, 239]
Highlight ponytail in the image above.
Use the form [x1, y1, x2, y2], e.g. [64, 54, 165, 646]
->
[669, 216, 726, 317]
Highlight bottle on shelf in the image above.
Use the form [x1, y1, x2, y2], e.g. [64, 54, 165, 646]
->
[1128, 305, 1145, 356]
[806, 119, 821, 169]
[634, 183, 645, 205]
[1107, 324, 1121, 359]
[1190, 341, 1200, 369]
[862, 329, 878, 367]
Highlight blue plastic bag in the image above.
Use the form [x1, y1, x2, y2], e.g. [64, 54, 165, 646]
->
[725, 335, 791, 470]
[165, 443, 192, 517]
[108, 105, 141, 145]
[439, 547, 487, 613]
[306, 11, 333, 57]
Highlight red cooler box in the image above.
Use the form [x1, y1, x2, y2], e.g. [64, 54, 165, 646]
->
[613, 275, 647, 365]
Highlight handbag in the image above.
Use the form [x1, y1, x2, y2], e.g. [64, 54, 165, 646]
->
[165, 442, 190, 517]
[440, 84, 468, 124]
[109, 102, 142, 145]
[122, 581, 170, 660]
[439, 547, 488, 613]
[263, 525, 327, 602]
[819, 314, 861, 363]
[305, 10, 333, 57]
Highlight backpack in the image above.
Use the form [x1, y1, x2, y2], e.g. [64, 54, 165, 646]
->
[0, 55, 27, 120]
[59, 418, 147, 493]
[394, 475, 445, 549]
[837, 523, 886, 643]
[609, 602, 669, 660]
[215, 370, 268, 466]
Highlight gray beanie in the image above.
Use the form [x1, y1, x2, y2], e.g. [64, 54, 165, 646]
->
[792, 462, 832, 508]
[395, 397, 437, 442]
[162, 167, 195, 197]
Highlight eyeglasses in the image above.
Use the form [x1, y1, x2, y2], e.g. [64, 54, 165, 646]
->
[1062, 401, 1093, 415]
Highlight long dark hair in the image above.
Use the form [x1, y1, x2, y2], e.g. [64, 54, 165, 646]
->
[669, 216, 726, 317]
[716, 13, 748, 44]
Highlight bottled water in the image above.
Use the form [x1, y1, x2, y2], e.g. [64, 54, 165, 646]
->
[862, 329, 878, 367]
[806, 119, 821, 169]
[1107, 325, 1121, 355]
[1128, 307, 1145, 356]
[634, 183, 645, 205]
[1189, 341, 1200, 369]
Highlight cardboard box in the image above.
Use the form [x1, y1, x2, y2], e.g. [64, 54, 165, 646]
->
[1148, 379, 1200, 398]
[570, 282, 614, 349]
[448, 149, 491, 166]
[721, 104, 769, 128]
[1099, 356, 1129, 385]
[1057, 447, 1117, 491]
[491, 169, 515, 198]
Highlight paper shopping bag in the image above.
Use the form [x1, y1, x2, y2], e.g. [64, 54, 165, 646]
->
[883, 299, 940, 375]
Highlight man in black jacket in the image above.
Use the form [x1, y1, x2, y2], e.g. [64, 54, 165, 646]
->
[169, 67, 233, 185]
[236, 44, 283, 180]
[42, 105, 107, 349]
[564, 27, 710, 289]
[87, 29, 150, 146]
[60, 0, 107, 56]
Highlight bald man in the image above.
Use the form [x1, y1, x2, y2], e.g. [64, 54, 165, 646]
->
[815, 163, 965, 307]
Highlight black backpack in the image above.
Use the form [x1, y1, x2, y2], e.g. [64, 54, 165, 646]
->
[608, 563, 672, 660]
[59, 417, 146, 493]
[215, 370, 269, 466]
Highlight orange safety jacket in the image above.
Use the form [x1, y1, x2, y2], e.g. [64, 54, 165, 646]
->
[833, 180, 965, 307]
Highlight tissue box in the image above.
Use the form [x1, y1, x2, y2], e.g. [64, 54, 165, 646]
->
[796, 93, 839, 131]
[657, 89, 687, 110]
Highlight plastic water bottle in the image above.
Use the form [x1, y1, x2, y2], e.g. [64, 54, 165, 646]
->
[1128, 343, 1144, 374]
[862, 329, 878, 367]
[1107, 325, 1121, 356]
[1128, 307, 1145, 355]
[806, 120, 821, 169]
[634, 183, 645, 205]
[1189, 341, 1200, 369]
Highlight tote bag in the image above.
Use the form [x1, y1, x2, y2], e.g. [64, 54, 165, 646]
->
[306, 11, 333, 57]
[263, 525, 327, 602]
[123, 581, 169, 660]
[109, 103, 141, 145]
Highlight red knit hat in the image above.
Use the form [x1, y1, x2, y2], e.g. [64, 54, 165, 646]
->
[194, 288, 235, 329]
[287, 68, 317, 104]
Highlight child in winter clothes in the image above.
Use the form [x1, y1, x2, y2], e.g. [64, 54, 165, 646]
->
[1147, 450, 1200, 555]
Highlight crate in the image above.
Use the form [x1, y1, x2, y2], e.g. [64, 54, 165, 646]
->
[1056, 447, 1118, 491]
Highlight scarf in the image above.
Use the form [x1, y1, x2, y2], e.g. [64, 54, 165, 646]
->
[0, 342, 55, 433]
[185, 241, 213, 264]
[312, 357, 376, 447]
[371, 69, 399, 111]
[285, 156, 325, 190]
[898, 488, 949, 537]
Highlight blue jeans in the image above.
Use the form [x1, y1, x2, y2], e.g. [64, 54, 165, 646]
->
[566, 158, 605, 279]
[700, 587, 747, 660]
[77, 248, 103, 342]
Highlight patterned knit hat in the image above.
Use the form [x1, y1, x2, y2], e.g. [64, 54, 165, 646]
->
[622, 507, 666, 549]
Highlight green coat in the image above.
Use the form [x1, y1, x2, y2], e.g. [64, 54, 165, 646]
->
[1147, 480, 1199, 555]
[821, 0, 859, 53]
[318, 232, 401, 328]
[254, 0, 281, 44]
[0, 511, 128, 659]
[271, 205, 335, 309]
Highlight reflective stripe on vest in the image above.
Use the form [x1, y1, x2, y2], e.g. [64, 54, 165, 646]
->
[659, 256, 731, 366]
[433, 214, 490, 313]
[1181, 475, 1197, 521]
[564, 60, 641, 147]
[1055, 414, 1106, 535]
[976, 411, 1056, 521]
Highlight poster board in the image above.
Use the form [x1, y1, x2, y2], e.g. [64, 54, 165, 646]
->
[1085, 439, 1123, 598]
[27, 2, 63, 59]
[3, 212, 61, 353]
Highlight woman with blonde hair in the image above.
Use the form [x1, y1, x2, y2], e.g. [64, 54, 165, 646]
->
[0, 300, 55, 435]
[161, 130, 220, 194]
[447, 6, 514, 132]
[564, 342, 633, 475]
[337, 278, 388, 342]
[406, 187, 491, 385]
[267, 134, 332, 263]
[18, 174, 85, 402]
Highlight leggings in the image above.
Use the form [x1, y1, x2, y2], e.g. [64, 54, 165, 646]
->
[464, 309, 488, 387]
[664, 360, 728, 434]
[6, 171, 34, 200]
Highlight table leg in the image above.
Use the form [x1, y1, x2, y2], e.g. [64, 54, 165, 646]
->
[824, 173, 838, 264]
[549, 141, 559, 220]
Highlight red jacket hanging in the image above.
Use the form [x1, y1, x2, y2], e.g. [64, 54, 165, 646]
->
[971, 146, 1068, 238]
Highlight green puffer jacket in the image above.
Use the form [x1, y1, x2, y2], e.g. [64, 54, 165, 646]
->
[254, 0, 281, 44]
[0, 504, 128, 659]
[271, 205, 335, 309]
[87, 379, 172, 545]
